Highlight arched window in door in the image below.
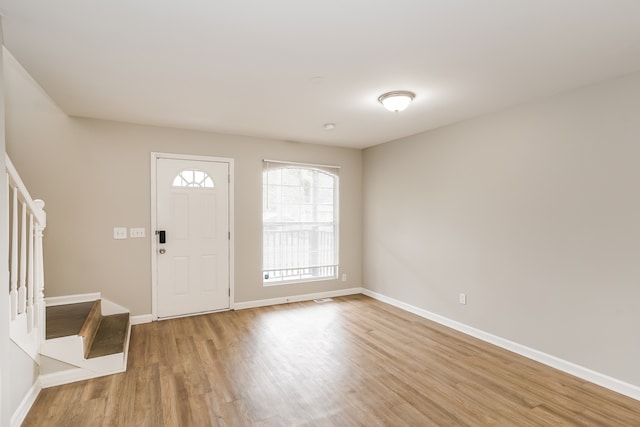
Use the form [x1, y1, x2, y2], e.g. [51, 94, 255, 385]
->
[172, 169, 215, 188]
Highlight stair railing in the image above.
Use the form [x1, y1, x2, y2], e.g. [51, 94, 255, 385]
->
[6, 153, 46, 341]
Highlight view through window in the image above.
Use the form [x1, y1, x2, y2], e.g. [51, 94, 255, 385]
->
[263, 161, 339, 284]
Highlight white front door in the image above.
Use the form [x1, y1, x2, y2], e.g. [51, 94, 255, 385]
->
[155, 156, 230, 318]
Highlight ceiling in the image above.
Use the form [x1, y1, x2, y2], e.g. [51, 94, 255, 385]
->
[2, 1, 640, 149]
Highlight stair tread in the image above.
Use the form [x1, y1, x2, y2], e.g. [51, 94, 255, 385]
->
[87, 313, 130, 359]
[46, 302, 96, 339]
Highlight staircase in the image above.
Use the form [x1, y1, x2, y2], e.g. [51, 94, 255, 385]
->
[6, 154, 47, 364]
[6, 153, 132, 425]
[41, 296, 131, 376]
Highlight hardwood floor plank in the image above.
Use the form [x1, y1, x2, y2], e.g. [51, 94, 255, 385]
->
[22, 295, 640, 426]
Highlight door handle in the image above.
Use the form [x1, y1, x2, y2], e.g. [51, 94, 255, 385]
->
[159, 248, 166, 254]
[156, 230, 166, 244]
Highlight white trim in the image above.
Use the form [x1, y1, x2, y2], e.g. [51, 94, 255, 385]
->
[39, 366, 126, 389]
[361, 288, 640, 402]
[100, 299, 129, 316]
[262, 163, 340, 287]
[228, 159, 235, 310]
[150, 152, 235, 318]
[157, 308, 231, 321]
[234, 287, 363, 310]
[130, 314, 154, 325]
[263, 274, 340, 287]
[45, 293, 101, 307]
[263, 159, 340, 170]
[10, 379, 41, 427]
[150, 153, 158, 319]
[39, 323, 130, 388]
[154, 152, 232, 163]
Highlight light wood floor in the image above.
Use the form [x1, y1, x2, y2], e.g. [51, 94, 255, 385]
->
[23, 295, 640, 426]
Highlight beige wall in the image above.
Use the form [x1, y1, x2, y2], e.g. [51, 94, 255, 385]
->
[0, 34, 12, 427]
[363, 71, 640, 387]
[4, 52, 362, 316]
[7, 39, 640, 391]
[2, 44, 40, 425]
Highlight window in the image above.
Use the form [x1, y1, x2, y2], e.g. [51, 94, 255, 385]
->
[263, 161, 339, 284]
[172, 169, 215, 188]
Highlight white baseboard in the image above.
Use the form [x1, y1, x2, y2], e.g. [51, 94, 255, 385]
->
[101, 299, 129, 316]
[132, 289, 364, 322]
[45, 293, 101, 307]
[234, 287, 363, 310]
[11, 378, 41, 427]
[362, 288, 640, 402]
[130, 314, 154, 325]
[39, 366, 126, 389]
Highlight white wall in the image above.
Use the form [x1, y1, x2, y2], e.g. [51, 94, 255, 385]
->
[363, 71, 640, 387]
[0, 24, 11, 427]
[1, 45, 41, 426]
[3, 50, 363, 316]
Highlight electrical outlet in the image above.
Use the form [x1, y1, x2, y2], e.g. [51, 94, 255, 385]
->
[113, 227, 127, 240]
[459, 293, 467, 305]
[342, 274, 347, 282]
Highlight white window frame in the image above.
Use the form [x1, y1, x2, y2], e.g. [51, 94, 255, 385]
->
[262, 160, 339, 285]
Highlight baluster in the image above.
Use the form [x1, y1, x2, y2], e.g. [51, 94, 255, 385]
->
[27, 213, 35, 331]
[34, 200, 46, 341]
[5, 171, 7, 283]
[19, 200, 27, 314]
[10, 186, 18, 319]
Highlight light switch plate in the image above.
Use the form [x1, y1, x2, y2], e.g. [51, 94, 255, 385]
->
[113, 227, 128, 240]
[130, 227, 146, 238]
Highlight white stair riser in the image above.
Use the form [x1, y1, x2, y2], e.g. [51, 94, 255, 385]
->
[40, 297, 131, 375]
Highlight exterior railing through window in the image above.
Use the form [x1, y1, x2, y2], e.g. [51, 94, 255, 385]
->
[263, 223, 337, 284]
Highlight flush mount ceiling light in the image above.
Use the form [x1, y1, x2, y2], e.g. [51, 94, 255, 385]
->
[378, 90, 416, 112]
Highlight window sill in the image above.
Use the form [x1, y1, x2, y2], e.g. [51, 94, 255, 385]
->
[263, 276, 338, 287]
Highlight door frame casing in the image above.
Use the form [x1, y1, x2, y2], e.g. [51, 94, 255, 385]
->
[150, 152, 235, 320]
